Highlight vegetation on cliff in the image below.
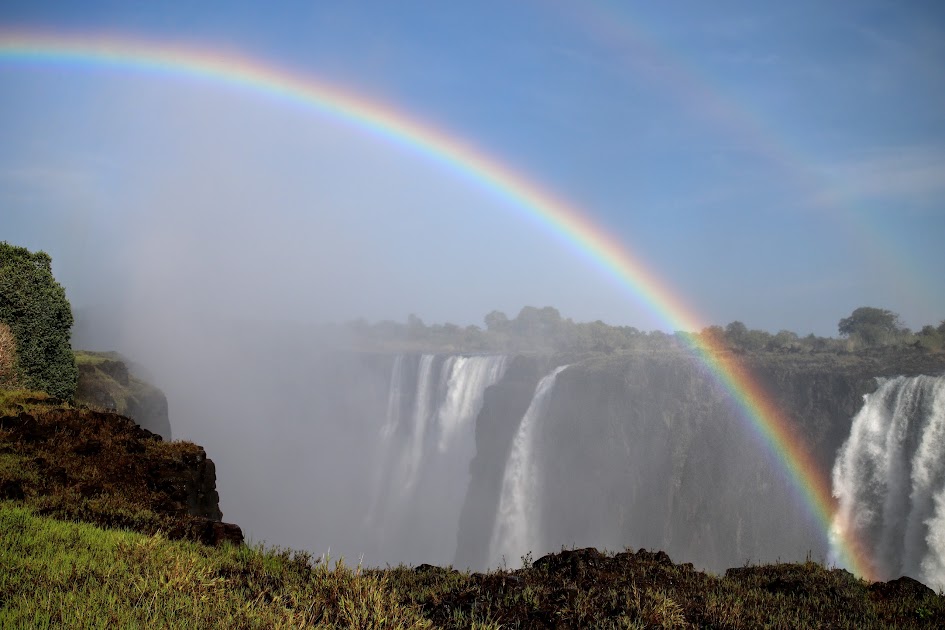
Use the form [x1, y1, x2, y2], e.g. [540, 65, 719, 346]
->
[344, 304, 945, 356]
[74, 350, 172, 439]
[0, 242, 77, 399]
[0, 390, 239, 547]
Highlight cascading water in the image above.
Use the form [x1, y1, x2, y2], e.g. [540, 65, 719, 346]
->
[488, 365, 569, 567]
[437, 355, 510, 451]
[831, 375, 945, 589]
[381, 354, 404, 438]
[367, 353, 508, 564]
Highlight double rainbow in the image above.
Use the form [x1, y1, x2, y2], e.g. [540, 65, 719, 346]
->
[0, 31, 871, 578]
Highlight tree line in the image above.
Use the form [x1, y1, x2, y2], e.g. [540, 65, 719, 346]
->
[347, 305, 945, 355]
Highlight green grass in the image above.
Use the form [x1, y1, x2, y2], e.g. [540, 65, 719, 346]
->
[3, 509, 943, 628]
[0, 503, 430, 628]
[73, 351, 114, 367]
[0, 388, 59, 416]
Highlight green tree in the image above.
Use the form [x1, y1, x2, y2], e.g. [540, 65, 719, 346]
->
[0, 242, 77, 399]
[838, 307, 904, 346]
[724, 321, 749, 348]
[483, 310, 509, 332]
[517, 306, 562, 333]
[769, 329, 799, 351]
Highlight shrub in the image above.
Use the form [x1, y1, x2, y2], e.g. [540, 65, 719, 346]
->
[0, 242, 77, 399]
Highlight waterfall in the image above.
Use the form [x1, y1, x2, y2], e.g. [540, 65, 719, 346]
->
[831, 375, 945, 589]
[488, 365, 569, 567]
[437, 355, 509, 451]
[381, 354, 404, 438]
[367, 353, 508, 564]
[399, 354, 438, 495]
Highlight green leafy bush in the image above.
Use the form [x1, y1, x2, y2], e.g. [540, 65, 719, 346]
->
[0, 242, 77, 399]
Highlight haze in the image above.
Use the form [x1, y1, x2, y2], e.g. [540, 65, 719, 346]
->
[1, 1, 944, 567]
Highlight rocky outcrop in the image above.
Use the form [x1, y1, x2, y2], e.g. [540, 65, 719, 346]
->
[0, 402, 241, 546]
[74, 352, 172, 440]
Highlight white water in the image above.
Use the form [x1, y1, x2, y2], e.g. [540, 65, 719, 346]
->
[381, 354, 404, 438]
[489, 365, 569, 567]
[368, 353, 508, 564]
[400, 354, 437, 495]
[437, 355, 509, 451]
[831, 375, 945, 589]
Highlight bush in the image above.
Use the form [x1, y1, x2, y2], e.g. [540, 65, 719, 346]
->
[0, 242, 77, 399]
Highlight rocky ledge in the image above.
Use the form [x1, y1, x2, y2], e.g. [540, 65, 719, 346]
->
[0, 401, 241, 546]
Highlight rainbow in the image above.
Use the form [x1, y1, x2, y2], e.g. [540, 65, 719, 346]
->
[0, 31, 872, 578]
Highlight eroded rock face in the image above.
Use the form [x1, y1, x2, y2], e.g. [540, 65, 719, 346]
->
[457, 348, 945, 572]
[0, 405, 241, 546]
[75, 354, 172, 440]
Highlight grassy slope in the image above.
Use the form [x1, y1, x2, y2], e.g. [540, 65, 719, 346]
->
[0, 504, 429, 629]
[2, 502, 944, 628]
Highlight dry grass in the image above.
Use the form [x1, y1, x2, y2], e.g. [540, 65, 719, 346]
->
[0, 322, 17, 387]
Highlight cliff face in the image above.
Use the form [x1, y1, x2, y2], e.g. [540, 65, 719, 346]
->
[74, 352, 172, 440]
[457, 348, 945, 571]
[0, 395, 240, 546]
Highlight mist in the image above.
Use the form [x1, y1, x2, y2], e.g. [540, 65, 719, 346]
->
[3, 48, 943, 575]
[13, 77, 652, 562]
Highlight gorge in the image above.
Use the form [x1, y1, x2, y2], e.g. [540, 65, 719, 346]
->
[137, 336, 945, 587]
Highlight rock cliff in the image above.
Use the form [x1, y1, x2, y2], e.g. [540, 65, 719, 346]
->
[0, 394, 240, 546]
[456, 347, 945, 571]
[74, 351, 172, 439]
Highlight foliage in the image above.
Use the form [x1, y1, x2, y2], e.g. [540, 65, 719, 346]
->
[839, 307, 906, 347]
[2, 512, 943, 628]
[345, 304, 945, 357]
[0, 242, 77, 399]
[348, 306, 652, 354]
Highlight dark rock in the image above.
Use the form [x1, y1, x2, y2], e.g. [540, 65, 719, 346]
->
[533, 547, 606, 577]
[73, 439, 102, 456]
[869, 575, 936, 600]
[0, 478, 24, 500]
[194, 519, 244, 546]
[414, 564, 439, 573]
[0, 406, 230, 545]
[635, 549, 673, 566]
[97, 359, 130, 386]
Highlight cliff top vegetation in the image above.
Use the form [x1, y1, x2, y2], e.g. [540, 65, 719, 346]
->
[0, 241, 76, 399]
[343, 304, 945, 357]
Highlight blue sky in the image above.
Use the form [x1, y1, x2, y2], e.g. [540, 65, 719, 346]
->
[1, 0, 943, 336]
